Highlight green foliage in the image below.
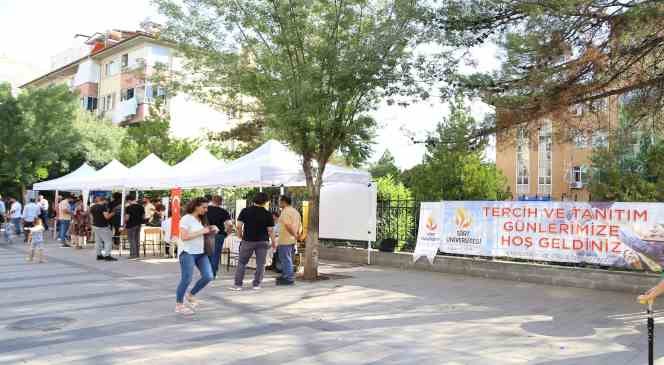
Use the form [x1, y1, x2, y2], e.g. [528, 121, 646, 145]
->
[118, 102, 198, 166]
[375, 175, 415, 251]
[156, 0, 438, 276]
[71, 109, 126, 168]
[402, 96, 509, 201]
[437, 0, 664, 133]
[0, 83, 80, 192]
[588, 108, 664, 201]
[370, 150, 400, 179]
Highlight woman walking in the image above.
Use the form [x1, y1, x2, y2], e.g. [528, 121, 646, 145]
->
[175, 197, 218, 315]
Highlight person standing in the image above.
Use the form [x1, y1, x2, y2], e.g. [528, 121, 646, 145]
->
[38, 195, 49, 231]
[206, 195, 231, 279]
[0, 194, 6, 228]
[231, 192, 276, 291]
[26, 218, 46, 263]
[71, 198, 90, 249]
[175, 197, 217, 315]
[144, 197, 156, 223]
[22, 198, 41, 243]
[276, 195, 301, 286]
[125, 195, 145, 259]
[6, 198, 23, 242]
[89, 197, 117, 261]
[57, 196, 73, 247]
[109, 192, 123, 247]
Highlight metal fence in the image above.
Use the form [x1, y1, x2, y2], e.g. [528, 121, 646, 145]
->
[375, 199, 420, 251]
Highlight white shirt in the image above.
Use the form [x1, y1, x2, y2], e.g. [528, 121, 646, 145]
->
[9, 202, 22, 219]
[179, 214, 204, 255]
[39, 198, 49, 212]
[161, 218, 172, 243]
[23, 203, 41, 222]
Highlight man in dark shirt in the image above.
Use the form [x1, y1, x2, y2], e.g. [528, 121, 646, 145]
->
[231, 192, 276, 290]
[207, 195, 231, 279]
[125, 194, 145, 259]
[90, 197, 117, 261]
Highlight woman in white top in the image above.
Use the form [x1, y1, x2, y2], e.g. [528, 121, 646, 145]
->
[175, 197, 218, 315]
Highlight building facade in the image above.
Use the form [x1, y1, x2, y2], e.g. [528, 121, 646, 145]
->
[20, 28, 232, 137]
[495, 97, 620, 202]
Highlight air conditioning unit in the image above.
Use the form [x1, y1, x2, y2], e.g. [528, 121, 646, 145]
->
[570, 181, 583, 189]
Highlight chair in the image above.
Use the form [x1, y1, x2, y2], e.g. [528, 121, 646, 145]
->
[142, 227, 163, 257]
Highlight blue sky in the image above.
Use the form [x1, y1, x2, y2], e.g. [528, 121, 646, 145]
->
[0, 0, 499, 169]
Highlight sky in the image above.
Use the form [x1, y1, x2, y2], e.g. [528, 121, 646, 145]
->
[0, 0, 500, 169]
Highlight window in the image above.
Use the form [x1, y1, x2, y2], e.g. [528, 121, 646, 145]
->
[591, 130, 609, 148]
[572, 166, 582, 183]
[121, 88, 135, 101]
[85, 97, 98, 111]
[102, 94, 115, 111]
[574, 133, 590, 149]
[538, 121, 553, 196]
[105, 60, 119, 77]
[121, 54, 129, 68]
[516, 127, 530, 196]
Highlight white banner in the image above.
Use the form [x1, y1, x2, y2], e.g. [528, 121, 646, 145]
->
[414, 202, 443, 264]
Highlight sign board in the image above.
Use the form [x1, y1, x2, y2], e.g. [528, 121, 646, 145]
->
[415, 201, 664, 272]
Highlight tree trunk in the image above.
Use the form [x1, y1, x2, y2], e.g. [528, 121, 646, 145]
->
[303, 182, 321, 280]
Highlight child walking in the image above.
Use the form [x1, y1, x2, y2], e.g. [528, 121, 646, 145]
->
[26, 218, 46, 263]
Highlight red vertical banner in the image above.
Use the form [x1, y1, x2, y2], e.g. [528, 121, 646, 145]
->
[170, 188, 182, 239]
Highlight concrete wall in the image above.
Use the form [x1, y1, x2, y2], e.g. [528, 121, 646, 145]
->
[320, 246, 660, 293]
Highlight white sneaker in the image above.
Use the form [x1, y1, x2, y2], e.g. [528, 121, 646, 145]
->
[229, 286, 242, 291]
[252, 286, 261, 291]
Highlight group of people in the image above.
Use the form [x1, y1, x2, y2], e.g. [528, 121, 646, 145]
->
[1, 194, 50, 263]
[174, 192, 302, 315]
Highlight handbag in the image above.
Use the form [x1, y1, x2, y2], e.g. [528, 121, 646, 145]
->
[203, 232, 216, 256]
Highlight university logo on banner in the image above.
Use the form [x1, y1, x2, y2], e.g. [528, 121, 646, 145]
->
[414, 202, 443, 263]
[170, 188, 182, 239]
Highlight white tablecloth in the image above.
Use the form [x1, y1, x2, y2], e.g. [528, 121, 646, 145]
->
[224, 235, 273, 268]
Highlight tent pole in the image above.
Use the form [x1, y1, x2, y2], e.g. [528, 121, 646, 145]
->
[280, 185, 285, 195]
[367, 182, 372, 265]
[53, 190, 59, 240]
[119, 189, 126, 257]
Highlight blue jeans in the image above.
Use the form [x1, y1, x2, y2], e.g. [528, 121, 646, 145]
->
[277, 244, 295, 282]
[176, 252, 213, 303]
[58, 220, 71, 241]
[4, 218, 21, 240]
[210, 233, 227, 278]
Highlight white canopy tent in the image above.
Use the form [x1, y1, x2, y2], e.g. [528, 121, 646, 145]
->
[171, 147, 224, 183]
[33, 163, 96, 191]
[177, 140, 371, 188]
[77, 159, 130, 191]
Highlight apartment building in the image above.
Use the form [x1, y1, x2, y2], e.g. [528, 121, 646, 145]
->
[495, 97, 620, 202]
[20, 27, 231, 138]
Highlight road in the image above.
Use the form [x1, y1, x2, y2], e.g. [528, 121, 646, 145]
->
[0, 240, 661, 364]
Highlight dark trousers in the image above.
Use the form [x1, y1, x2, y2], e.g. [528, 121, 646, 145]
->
[211, 233, 227, 278]
[234, 241, 269, 287]
[127, 226, 141, 257]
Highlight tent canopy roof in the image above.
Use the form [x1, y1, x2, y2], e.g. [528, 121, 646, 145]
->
[33, 162, 96, 191]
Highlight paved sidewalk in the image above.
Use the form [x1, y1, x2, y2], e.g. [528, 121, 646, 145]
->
[0, 239, 662, 364]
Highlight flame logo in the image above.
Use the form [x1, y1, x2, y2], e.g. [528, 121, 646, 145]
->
[425, 215, 438, 231]
[455, 208, 472, 230]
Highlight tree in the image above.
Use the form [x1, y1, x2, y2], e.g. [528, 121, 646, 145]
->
[156, 0, 434, 279]
[402, 96, 510, 201]
[0, 83, 80, 196]
[375, 175, 415, 251]
[119, 102, 198, 166]
[436, 1, 664, 134]
[71, 109, 126, 168]
[370, 150, 400, 179]
[587, 106, 664, 201]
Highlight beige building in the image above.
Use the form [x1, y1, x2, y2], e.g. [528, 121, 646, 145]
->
[495, 97, 620, 201]
[20, 28, 233, 138]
